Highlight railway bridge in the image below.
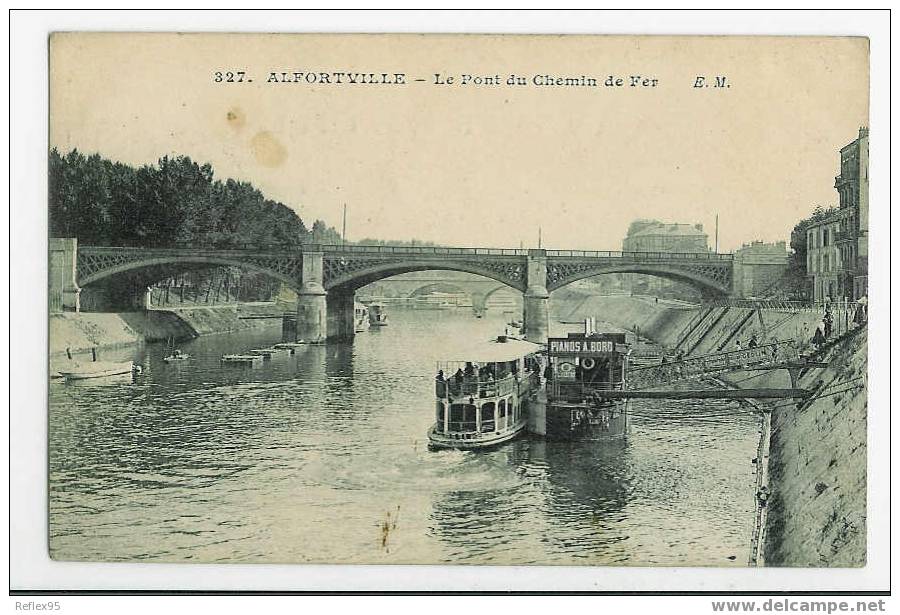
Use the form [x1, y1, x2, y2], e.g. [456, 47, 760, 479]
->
[51, 238, 740, 342]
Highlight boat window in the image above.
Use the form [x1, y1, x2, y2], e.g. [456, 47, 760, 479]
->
[450, 404, 464, 423]
[481, 402, 495, 432]
[464, 404, 476, 423]
[481, 402, 495, 422]
[499, 402, 506, 418]
[447, 403, 477, 432]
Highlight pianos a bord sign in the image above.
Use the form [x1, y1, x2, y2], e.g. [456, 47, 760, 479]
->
[548, 333, 627, 356]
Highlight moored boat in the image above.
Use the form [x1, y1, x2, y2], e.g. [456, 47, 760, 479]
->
[354, 302, 370, 332]
[163, 349, 190, 362]
[545, 327, 631, 440]
[247, 347, 286, 358]
[59, 360, 135, 381]
[221, 354, 263, 366]
[429, 336, 543, 450]
[368, 302, 388, 326]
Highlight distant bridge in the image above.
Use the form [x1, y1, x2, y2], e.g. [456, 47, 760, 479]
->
[51, 239, 738, 342]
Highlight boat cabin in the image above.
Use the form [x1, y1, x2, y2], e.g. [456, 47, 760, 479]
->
[430, 336, 543, 449]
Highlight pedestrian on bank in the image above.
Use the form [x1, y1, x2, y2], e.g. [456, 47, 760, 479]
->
[823, 309, 834, 339]
[812, 326, 826, 350]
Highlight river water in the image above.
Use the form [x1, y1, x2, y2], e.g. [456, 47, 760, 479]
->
[49, 308, 760, 566]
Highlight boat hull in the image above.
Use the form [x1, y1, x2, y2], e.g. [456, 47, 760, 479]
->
[427, 420, 527, 450]
[59, 361, 134, 381]
[546, 399, 630, 440]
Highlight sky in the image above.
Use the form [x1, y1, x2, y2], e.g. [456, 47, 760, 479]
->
[49, 33, 868, 252]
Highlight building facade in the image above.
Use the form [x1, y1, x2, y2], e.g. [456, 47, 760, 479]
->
[620, 221, 709, 301]
[834, 127, 869, 300]
[622, 221, 709, 253]
[733, 240, 789, 299]
[806, 209, 846, 302]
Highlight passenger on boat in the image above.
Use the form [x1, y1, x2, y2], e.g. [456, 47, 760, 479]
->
[454, 368, 464, 384]
[436, 369, 445, 382]
[748, 334, 758, 348]
[464, 362, 476, 377]
[543, 363, 553, 382]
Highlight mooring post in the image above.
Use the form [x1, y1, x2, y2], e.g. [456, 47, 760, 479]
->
[295, 251, 327, 343]
[523, 250, 549, 344]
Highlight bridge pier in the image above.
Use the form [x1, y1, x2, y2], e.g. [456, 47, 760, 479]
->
[294, 251, 327, 343]
[49, 238, 81, 312]
[523, 251, 550, 343]
[326, 288, 356, 342]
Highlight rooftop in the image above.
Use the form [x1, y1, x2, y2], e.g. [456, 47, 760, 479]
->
[443, 336, 543, 364]
[629, 223, 707, 238]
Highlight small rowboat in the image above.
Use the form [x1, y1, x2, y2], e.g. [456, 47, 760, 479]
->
[247, 347, 285, 358]
[59, 361, 135, 381]
[164, 349, 191, 362]
[273, 342, 306, 351]
[221, 354, 263, 366]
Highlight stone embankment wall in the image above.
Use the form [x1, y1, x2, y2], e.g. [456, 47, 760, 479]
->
[50, 304, 283, 357]
[554, 290, 867, 567]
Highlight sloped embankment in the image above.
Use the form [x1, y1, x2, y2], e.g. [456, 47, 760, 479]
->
[763, 329, 867, 566]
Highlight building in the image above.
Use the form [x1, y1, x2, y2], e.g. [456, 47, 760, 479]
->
[733, 240, 789, 299]
[833, 127, 869, 300]
[621, 220, 709, 300]
[806, 210, 846, 302]
[622, 221, 709, 253]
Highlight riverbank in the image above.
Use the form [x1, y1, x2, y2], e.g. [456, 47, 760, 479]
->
[49, 304, 283, 373]
[558, 292, 867, 567]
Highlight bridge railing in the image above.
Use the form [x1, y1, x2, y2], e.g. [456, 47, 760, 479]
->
[545, 249, 733, 261]
[323, 245, 530, 256]
[79, 243, 734, 260]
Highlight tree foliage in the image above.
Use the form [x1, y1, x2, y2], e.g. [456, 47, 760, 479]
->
[48, 148, 342, 247]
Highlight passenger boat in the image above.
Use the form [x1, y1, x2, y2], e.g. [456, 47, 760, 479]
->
[59, 360, 135, 381]
[428, 335, 544, 450]
[368, 302, 389, 326]
[354, 302, 370, 332]
[545, 326, 631, 440]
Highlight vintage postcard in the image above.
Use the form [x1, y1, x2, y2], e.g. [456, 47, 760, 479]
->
[46, 32, 869, 569]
